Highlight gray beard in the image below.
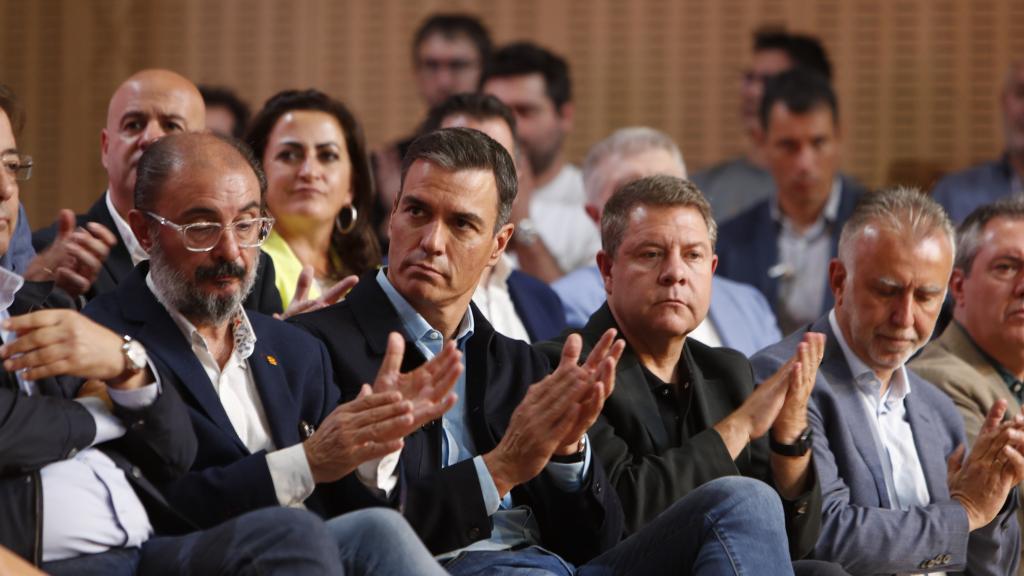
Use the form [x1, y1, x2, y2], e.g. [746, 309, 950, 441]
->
[148, 240, 257, 326]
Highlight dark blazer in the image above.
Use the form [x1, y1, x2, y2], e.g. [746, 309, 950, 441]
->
[0, 281, 196, 564]
[82, 263, 371, 529]
[751, 316, 1020, 575]
[715, 177, 864, 319]
[290, 272, 624, 564]
[507, 269, 567, 342]
[536, 304, 821, 559]
[33, 194, 284, 315]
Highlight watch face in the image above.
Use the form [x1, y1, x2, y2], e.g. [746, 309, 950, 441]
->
[126, 340, 148, 371]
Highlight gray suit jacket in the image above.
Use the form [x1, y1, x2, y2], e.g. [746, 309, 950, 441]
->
[751, 316, 1020, 575]
[911, 321, 1024, 576]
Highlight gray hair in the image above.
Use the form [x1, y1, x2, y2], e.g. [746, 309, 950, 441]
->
[400, 127, 518, 232]
[582, 127, 686, 205]
[601, 175, 715, 259]
[837, 186, 955, 267]
[134, 132, 267, 211]
[955, 194, 1024, 275]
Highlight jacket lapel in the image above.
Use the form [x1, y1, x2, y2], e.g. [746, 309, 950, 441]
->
[817, 318, 893, 508]
[903, 385, 948, 501]
[120, 266, 247, 452]
[248, 334, 300, 450]
[86, 196, 134, 285]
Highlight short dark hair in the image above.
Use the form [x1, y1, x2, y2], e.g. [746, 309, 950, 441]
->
[760, 68, 838, 130]
[421, 92, 516, 136]
[413, 13, 492, 69]
[485, 42, 572, 110]
[246, 89, 381, 276]
[400, 127, 518, 232]
[753, 28, 832, 81]
[135, 132, 266, 212]
[955, 195, 1024, 275]
[601, 176, 716, 259]
[0, 84, 25, 135]
[199, 85, 251, 139]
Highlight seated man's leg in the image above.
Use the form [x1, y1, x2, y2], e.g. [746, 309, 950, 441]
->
[579, 476, 794, 576]
[40, 548, 139, 576]
[138, 507, 341, 576]
[325, 507, 448, 575]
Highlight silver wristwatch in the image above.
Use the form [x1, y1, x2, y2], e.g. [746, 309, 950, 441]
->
[121, 335, 148, 375]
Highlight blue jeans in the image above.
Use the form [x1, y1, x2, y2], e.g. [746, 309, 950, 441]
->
[327, 507, 448, 575]
[445, 476, 795, 576]
[42, 507, 342, 576]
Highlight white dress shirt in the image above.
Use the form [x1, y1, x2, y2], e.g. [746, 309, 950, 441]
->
[105, 190, 149, 267]
[472, 254, 531, 343]
[528, 165, 602, 274]
[145, 273, 315, 507]
[829, 310, 932, 512]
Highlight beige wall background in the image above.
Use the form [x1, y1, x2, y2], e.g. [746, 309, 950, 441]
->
[1, 0, 1022, 228]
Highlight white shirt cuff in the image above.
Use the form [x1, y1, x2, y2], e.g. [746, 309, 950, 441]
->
[76, 396, 126, 446]
[544, 434, 592, 492]
[355, 448, 401, 498]
[107, 378, 161, 410]
[267, 443, 316, 506]
[474, 455, 502, 515]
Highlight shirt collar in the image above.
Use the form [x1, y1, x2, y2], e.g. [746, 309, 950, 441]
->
[145, 271, 256, 360]
[956, 320, 1024, 398]
[485, 253, 515, 288]
[376, 268, 474, 346]
[770, 176, 843, 227]
[828, 308, 912, 406]
[0, 266, 24, 312]
[105, 190, 150, 267]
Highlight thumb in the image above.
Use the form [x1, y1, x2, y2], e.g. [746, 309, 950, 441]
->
[56, 209, 76, 239]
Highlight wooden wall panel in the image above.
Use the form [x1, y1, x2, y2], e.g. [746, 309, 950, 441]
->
[0, 0, 1020, 228]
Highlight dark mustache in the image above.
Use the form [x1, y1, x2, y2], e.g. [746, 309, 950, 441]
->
[195, 261, 246, 281]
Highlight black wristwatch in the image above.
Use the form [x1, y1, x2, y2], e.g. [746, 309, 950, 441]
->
[769, 427, 813, 457]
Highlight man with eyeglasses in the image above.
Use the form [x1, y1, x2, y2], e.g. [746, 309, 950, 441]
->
[0, 83, 347, 576]
[692, 28, 832, 224]
[84, 131, 457, 574]
[32, 69, 283, 314]
[373, 13, 492, 244]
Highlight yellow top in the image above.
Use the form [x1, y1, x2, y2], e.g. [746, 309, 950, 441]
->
[261, 231, 323, 309]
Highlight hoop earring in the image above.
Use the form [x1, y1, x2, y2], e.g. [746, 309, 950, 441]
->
[335, 205, 358, 235]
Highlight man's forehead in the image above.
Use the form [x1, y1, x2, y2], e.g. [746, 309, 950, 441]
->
[109, 79, 204, 124]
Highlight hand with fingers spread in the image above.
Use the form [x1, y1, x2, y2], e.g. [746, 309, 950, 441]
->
[277, 267, 359, 320]
[26, 210, 118, 298]
[0, 309, 148, 388]
[551, 328, 625, 455]
[303, 384, 415, 484]
[948, 399, 1024, 530]
[484, 330, 624, 497]
[372, 332, 461, 427]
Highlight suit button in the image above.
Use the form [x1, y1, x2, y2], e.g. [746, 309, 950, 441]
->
[940, 554, 951, 564]
[130, 420, 145, 431]
[67, 447, 78, 458]
[131, 466, 141, 479]
[795, 502, 808, 515]
[595, 481, 602, 495]
[467, 527, 481, 539]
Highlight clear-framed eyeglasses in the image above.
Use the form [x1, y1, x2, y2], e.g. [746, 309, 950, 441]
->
[1, 153, 32, 182]
[144, 211, 275, 252]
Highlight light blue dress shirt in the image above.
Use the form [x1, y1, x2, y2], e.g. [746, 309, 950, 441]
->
[376, 269, 591, 554]
[828, 310, 932, 512]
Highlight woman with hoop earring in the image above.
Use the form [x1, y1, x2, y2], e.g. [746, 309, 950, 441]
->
[248, 89, 381, 311]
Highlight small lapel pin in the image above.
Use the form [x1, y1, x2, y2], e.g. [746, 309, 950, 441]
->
[266, 355, 278, 366]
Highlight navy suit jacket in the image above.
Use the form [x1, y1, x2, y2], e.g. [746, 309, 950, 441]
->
[750, 316, 1020, 575]
[507, 269, 567, 342]
[290, 272, 624, 564]
[83, 263, 372, 528]
[716, 177, 864, 321]
[34, 195, 284, 315]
